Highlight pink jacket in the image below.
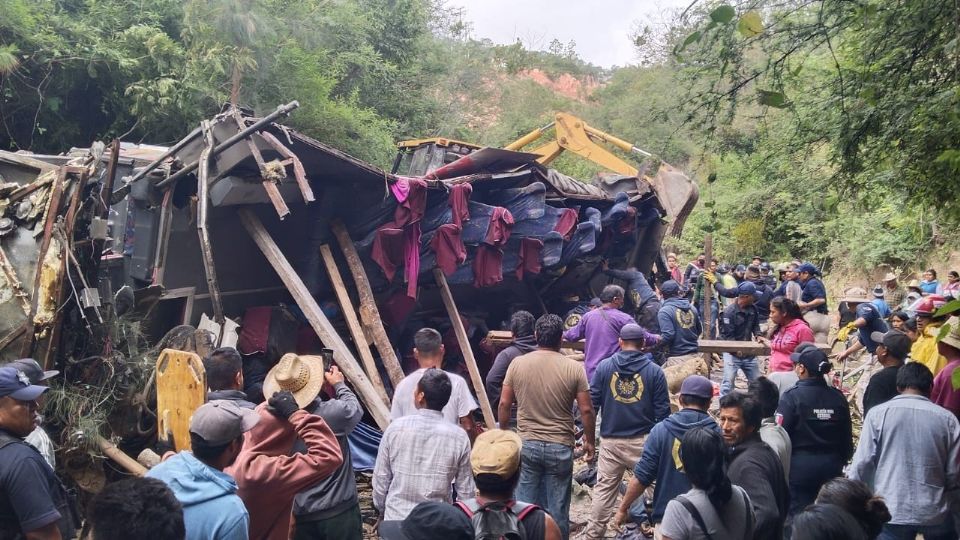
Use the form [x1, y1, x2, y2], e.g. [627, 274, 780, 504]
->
[226, 404, 343, 540]
[769, 318, 814, 372]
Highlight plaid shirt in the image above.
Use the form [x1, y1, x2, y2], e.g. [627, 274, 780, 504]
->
[372, 409, 474, 520]
[885, 286, 907, 309]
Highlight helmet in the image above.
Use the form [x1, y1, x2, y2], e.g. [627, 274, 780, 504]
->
[717, 263, 730, 274]
[759, 262, 772, 272]
[914, 295, 947, 316]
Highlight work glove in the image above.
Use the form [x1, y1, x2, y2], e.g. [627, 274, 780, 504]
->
[267, 390, 300, 420]
[703, 272, 717, 285]
[836, 322, 856, 342]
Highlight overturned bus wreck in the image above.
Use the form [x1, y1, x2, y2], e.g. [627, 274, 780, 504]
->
[0, 102, 697, 478]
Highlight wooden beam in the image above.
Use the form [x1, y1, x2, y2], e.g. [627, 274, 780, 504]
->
[319, 244, 390, 407]
[433, 268, 496, 428]
[330, 220, 405, 387]
[239, 209, 391, 429]
[697, 339, 831, 356]
[98, 437, 148, 476]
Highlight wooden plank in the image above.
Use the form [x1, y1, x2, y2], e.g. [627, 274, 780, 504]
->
[319, 244, 390, 407]
[98, 437, 148, 476]
[433, 268, 496, 428]
[697, 339, 831, 355]
[239, 209, 391, 429]
[330, 220, 405, 387]
[156, 348, 206, 452]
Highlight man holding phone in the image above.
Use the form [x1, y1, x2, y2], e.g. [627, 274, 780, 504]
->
[291, 356, 366, 540]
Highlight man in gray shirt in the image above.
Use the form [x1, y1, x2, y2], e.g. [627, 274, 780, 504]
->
[293, 366, 365, 539]
[848, 362, 960, 540]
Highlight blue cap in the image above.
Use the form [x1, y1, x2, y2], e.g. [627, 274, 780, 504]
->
[797, 262, 818, 275]
[660, 280, 681, 298]
[0, 365, 48, 400]
[736, 281, 758, 296]
[679, 375, 714, 399]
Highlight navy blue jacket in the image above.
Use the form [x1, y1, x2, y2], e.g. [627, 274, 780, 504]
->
[716, 279, 774, 321]
[633, 408, 719, 522]
[800, 277, 829, 314]
[657, 297, 701, 356]
[719, 302, 761, 342]
[776, 379, 853, 459]
[590, 350, 670, 438]
[605, 268, 658, 306]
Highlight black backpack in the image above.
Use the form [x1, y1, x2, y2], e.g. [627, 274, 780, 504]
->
[455, 498, 539, 540]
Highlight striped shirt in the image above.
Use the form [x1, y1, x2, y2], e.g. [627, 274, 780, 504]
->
[372, 409, 474, 520]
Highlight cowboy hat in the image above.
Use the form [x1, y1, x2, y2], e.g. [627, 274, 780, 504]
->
[883, 272, 897, 282]
[840, 287, 869, 304]
[940, 317, 960, 350]
[262, 353, 326, 408]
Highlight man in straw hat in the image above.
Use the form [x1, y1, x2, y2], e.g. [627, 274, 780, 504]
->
[374, 368, 474, 521]
[882, 272, 907, 310]
[453, 429, 562, 540]
[226, 353, 343, 540]
[836, 288, 889, 364]
[931, 317, 960, 418]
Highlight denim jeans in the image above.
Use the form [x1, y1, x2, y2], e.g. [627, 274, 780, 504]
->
[878, 519, 955, 540]
[720, 353, 759, 396]
[516, 440, 574, 539]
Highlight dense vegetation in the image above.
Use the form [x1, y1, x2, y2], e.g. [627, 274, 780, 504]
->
[1, 0, 956, 272]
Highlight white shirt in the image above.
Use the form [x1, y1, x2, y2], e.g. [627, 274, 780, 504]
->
[390, 368, 477, 424]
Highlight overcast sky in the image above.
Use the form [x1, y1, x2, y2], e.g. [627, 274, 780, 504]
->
[446, 0, 690, 68]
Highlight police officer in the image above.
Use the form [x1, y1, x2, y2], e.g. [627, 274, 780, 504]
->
[0, 365, 76, 539]
[775, 344, 853, 516]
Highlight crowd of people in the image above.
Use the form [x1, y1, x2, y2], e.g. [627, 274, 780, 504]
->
[1, 253, 960, 540]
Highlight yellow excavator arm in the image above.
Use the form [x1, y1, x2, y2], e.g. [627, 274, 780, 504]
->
[504, 112, 653, 178]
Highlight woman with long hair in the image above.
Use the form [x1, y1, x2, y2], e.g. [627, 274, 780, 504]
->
[763, 296, 813, 393]
[658, 427, 755, 540]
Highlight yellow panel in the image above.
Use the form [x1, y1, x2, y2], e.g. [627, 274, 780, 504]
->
[156, 348, 206, 451]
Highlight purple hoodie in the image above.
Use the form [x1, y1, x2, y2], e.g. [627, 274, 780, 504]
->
[563, 306, 634, 380]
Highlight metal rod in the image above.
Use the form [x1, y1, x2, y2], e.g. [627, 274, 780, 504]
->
[126, 127, 202, 185]
[196, 121, 225, 328]
[155, 101, 300, 189]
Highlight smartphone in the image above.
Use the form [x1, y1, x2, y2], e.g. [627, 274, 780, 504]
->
[321, 348, 335, 372]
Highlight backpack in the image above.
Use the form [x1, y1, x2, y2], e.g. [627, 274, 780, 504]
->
[455, 498, 539, 540]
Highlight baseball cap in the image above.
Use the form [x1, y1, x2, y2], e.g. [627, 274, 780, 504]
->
[471, 429, 521, 478]
[189, 400, 260, 445]
[379, 501, 474, 540]
[736, 281, 758, 297]
[8, 358, 59, 384]
[620, 323, 662, 349]
[679, 375, 713, 399]
[869, 329, 912, 359]
[797, 262, 818, 275]
[660, 280, 680, 298]
[790, 346, 831, 375]
[0, 366, 49, 401]
[589, 297, 602, 308]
